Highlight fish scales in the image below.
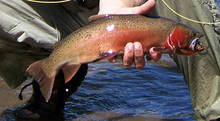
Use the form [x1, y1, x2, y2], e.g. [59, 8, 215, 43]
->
[51, 15, 175, 64]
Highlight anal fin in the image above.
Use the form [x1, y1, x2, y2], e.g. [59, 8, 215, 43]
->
[62, 64, 81, 83]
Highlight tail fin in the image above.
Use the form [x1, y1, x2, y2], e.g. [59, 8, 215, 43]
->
[26, 59, 56, 102]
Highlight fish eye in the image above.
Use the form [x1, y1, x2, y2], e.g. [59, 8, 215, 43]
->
[189, 38, 199, 51]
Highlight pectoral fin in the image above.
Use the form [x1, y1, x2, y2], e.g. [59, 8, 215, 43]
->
[62, 64, 81, 83]
[153, 47, 171, 54]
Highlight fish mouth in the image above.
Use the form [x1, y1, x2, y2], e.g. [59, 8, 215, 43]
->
[189, 38, 204, 52]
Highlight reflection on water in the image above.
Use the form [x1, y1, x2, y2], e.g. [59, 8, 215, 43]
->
[0, 60, 194, 121]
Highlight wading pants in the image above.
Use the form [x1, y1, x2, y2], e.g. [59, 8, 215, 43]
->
[155, 0, 220, 120]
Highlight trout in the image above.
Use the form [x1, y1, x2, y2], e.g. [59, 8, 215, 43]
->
[26, 15, 204, 102]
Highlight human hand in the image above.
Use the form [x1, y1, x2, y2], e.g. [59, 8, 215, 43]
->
[98, 0, 155, 15]
[109, 42, 161, 69]
[98, 0, 160, 69]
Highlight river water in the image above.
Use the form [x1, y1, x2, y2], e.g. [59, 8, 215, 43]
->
[217, 0, 220, 8]
[64, 61, 194, 121]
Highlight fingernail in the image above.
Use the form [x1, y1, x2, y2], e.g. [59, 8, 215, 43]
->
[134, 42, 142, 50]
[134, 44, 141, 50]
[127, 43, 133, 50]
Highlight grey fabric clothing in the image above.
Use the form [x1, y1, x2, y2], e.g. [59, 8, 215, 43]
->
[155, 0, 220, 120]
[0, 0, 97, 88]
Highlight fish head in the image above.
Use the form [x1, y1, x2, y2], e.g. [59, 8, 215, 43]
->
[167, 24, 204, 55]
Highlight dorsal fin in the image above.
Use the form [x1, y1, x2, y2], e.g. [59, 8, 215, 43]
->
[88, 14, 111, 22]
[88, 14, 143, 23]
[53, 28, 61, 50]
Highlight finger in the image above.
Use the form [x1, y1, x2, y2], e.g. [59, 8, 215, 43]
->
[134, 42, 145, 69]
[149, 47, 162, 61]
[123, 42, 134, 67]
[129, 0, 156, 14]
[108, 57, 116, 63]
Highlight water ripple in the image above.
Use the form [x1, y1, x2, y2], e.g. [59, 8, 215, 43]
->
[65, 61, 194, 121]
